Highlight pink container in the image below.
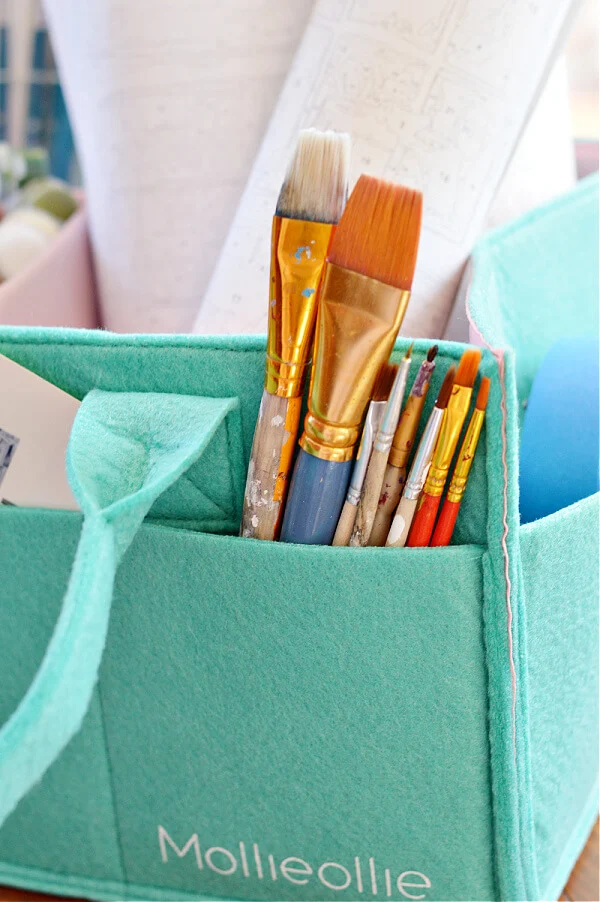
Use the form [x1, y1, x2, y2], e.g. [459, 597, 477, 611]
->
[0, 201, 98, 329]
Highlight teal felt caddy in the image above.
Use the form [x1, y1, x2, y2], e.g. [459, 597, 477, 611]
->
[0, 177, 597, 902]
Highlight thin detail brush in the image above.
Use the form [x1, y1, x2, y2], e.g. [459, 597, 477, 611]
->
[280, 175, 423, 545]
[431, 376, 490, 546]
[386, 365, 455, 548]
[332, 361, 398, 546]
[367, 344, 437, 546]
[241, 129, 350, 540]
[350, 343, 414, 546]
[407, 349, 481, 547]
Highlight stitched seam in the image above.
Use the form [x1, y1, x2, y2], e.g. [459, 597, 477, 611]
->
[96, 678, 128, 888]
[178, 471, 231, 518]
[466, 292, 518, 748]
[467, 284, 528, 900]
[494, 351, 517, 748]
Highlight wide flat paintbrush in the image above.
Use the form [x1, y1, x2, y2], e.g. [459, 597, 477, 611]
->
[367, 344, 437, 546]
[331, 361, 398, 547]
[386, 365, 455, 548]
[280, 175, 423, 545]
[241, 129, 350, 540]
[349, 343, 414, 546]
[407, 349, 481, 547]
[431, 376, 490, 546]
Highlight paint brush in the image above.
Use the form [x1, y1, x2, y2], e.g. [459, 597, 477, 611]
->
[386, 366, 455, 548]
[331, 361, 398, 546]
[407, 349, 481, 547]
[241, 129, 350, 540]
[280, 175, 423, 545]
[366, 344, 438, 546]
[431, 377, 490, 546]
[349, 343, 414, 546]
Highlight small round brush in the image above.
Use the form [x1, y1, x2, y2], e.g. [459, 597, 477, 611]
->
[431, 376, 490, 546]
[349, 343, 414, 546]
[407, 349, 481, 547]
[386, 366, 455, 548]
[368, 345, 437, 546]
[332, 361, 398, 546]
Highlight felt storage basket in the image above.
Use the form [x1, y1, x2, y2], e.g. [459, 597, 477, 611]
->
[0, 176, 597, 902]
[0, 202, 98, 329]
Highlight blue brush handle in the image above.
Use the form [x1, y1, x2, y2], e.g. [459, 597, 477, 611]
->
[280, 449, 353, 545]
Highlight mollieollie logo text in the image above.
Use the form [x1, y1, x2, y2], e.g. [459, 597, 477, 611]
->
[158, 826, 432, 899]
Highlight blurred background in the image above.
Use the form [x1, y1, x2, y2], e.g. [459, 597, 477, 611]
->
[0, 0, 595, 186]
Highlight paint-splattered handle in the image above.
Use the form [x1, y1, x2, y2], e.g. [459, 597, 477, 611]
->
[367, 462, 407, 547]
[349, 447, 389, 546]
[241, 390, 302, 540]
[386, 495, 418, 547]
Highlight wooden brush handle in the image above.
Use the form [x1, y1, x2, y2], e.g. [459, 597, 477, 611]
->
[349, 447, 389, 546]
[332, 498, 358, 546]
[386, 494, 418, 547]
[241, 390, 301, 541]
[367, 462, 406, 547]
[407, 492, 441, 547]
[431, 498, 460, 546]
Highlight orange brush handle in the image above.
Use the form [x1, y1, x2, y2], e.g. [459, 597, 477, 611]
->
[407, 492, 441, 547]
[430, 498, 460, 547]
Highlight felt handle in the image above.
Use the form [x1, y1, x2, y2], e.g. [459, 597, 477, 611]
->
[280, 449, 352, 545]
[0, 388, 238, 828]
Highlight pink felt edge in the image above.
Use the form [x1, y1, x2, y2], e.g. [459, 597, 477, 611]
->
[0, 199, 99, 329]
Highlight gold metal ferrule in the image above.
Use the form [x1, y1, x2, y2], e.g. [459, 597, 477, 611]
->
[299, 262, 410, 462]
[446, 407, 485, 503]
[423, 384, 474, 497]
[265, 216, 333, 398]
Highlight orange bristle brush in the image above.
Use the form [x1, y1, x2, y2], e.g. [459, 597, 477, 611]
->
[280, 176, 423, 545]
[431, 376, 490, 546]
[407, 348, 481, 547]
[386, 364, 455, 548]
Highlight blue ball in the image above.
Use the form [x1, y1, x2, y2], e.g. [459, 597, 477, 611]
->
[520, 337, 599, 524]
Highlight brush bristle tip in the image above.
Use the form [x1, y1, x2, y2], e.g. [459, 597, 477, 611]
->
[372, 361, 398, 401]
[476, 376, 491, 410]
[455, 349, 481, 388]
[327, 175, 423, 289]
[276, 128, 351, 223]
[436, 366, 455, 409]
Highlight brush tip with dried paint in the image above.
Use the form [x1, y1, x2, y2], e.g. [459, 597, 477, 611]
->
[276, 128, 351, 223]
[427, 344, 438, 362]
[436, 365, 455, 409]
[404, 342, 414, 360]
[372, 361, 398, 402]
[455, 349, 481, 388]
[327, 174, 423, 289]
[476, 376, 491, 410]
